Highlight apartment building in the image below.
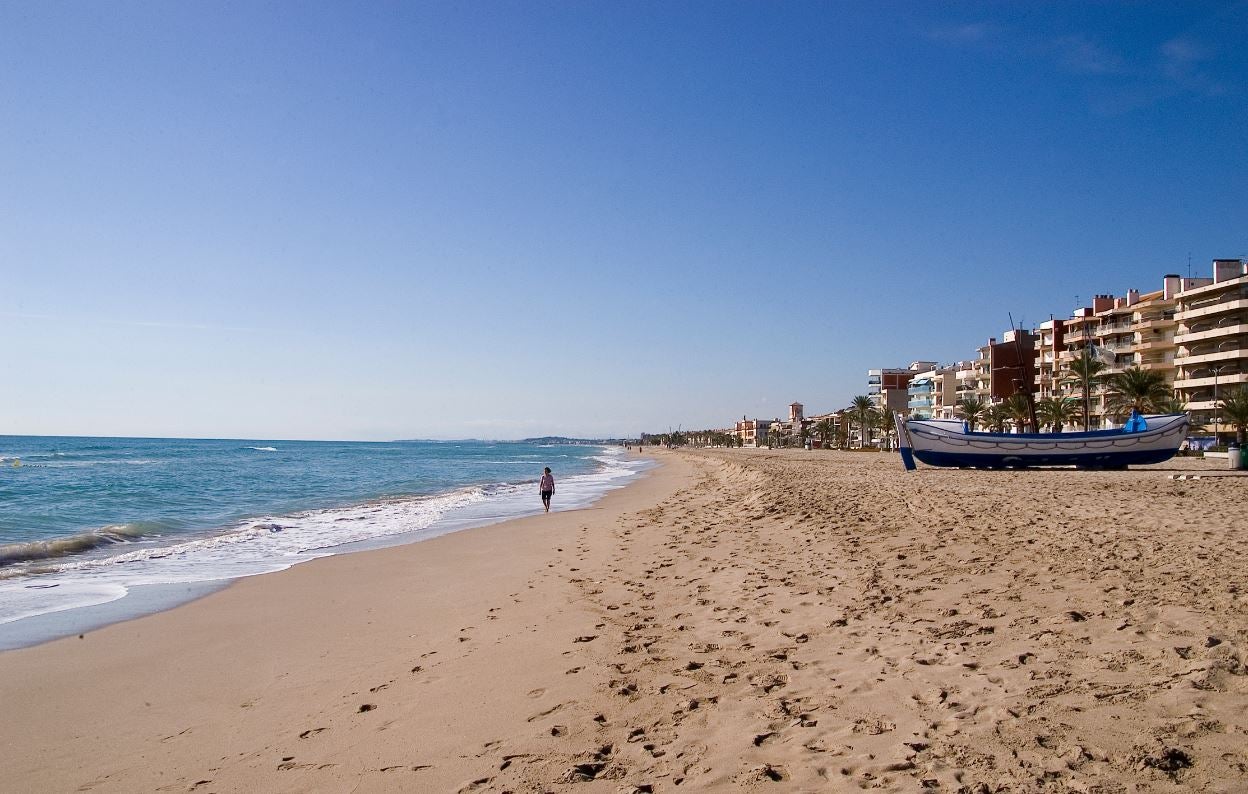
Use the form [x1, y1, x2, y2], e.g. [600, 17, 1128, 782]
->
[856, 262, 1238, 437]
[973, 342, 993, 401]
[1034, 319, 1065, 400]
[950, 360, 978, 414]
[1047, 278, 1205, 428]
[733, 417, 773, 447]
[1173, 259, 1248, 441]
[1085, 294, 1136, 427]
[906, 365, 959, 419]
[804, 411, 842, 448]
[906, 369, 936, 419]
[868, 367, 916, 414]
[1131, 279, 1186, 379]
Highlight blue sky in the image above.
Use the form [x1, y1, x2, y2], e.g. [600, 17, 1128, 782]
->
[2, 1, 1246, 440]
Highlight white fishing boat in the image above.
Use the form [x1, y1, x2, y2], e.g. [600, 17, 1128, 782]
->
[893, 411, 1189, 470]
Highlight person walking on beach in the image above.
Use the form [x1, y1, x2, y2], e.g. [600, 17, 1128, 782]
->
[539, 467, 555, 513]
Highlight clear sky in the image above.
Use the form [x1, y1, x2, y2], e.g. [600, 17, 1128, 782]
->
[3, 1, 1246, 440]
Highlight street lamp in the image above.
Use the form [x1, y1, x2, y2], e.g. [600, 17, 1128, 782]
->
[1212, 364, 1231, 444]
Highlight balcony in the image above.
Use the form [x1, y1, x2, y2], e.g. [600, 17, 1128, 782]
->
[1173, 371, 1248, 390]
[1137, 353, 1175, 367]
[1184, 287, 1248, 308]
[1178, 273, 1248, 298]
[1096, 322, 1133, 334]
[1173, 347, 1248, 368]
[1134, 338, 1174, 352]
[1134, 316, 1175, 331]
[1177, 295, 1248, 322]
[1174, 320, 1248, 344]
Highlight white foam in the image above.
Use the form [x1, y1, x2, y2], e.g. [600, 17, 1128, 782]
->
[2, 582, 129, 626]
[0, 448, 653, 629]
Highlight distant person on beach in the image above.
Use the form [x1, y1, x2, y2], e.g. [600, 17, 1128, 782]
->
[539, 467, 555, 513]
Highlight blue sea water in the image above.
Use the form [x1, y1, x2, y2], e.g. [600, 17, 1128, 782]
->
[0, 436, 649, 643]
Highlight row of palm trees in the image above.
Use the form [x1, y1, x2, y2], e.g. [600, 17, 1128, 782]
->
[671, 358, 1248, 449]
[952, 364, 1206, 433]
[948, 357, 1248, 443]
[759, 397, 893, 450]
[801, 395, 895, 449]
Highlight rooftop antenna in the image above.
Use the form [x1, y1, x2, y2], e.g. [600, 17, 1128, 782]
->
[1187, 252, 1192, 280]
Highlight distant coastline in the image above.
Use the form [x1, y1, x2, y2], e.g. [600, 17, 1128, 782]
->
[392, 436, 634, 445]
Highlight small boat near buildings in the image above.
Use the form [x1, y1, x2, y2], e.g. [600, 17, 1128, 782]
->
[894, 411, 1189, 470]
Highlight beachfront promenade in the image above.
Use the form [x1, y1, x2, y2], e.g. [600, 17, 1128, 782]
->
[1, 448, 1244, 792]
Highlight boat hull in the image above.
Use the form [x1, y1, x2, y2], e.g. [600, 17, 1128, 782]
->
[896, 413, 1189, 470]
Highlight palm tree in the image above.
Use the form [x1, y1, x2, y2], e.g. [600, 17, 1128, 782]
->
[1063, 348, 1107, 431]
[813, 418, 835, 448]
[1149, 394, 1205, 434]
[956, 396, 986, 431]
[849, 395, 877, 448]
[979, 403, 1008, 433]
[875, 408, 894, 450]
[834, 410, 850, 449]
[1002, 393, 1033, 433]
[1103, 366, 1173, 420]
[1035, 396, 1079, 433]
[1219, 386, 1248, 446]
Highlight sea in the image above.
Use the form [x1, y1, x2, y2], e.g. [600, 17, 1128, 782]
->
[0, 436, 651, 649]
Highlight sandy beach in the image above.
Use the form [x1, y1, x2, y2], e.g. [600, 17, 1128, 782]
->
[2, 448, 1246, 792]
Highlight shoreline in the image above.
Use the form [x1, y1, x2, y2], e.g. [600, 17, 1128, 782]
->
[0, 445, 652, 650]
[3, 448, 1245, 791]
[0, 449, 681, 792]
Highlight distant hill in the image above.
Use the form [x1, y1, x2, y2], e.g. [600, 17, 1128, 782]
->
[520, 436, 623, 445]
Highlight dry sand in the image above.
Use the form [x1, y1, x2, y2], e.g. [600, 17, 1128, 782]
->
[1, 449, 1246, 792]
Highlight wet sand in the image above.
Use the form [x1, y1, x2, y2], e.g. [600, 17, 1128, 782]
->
[1, 448, 1245, 792]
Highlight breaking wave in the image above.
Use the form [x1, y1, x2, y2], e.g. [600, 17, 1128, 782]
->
[0, 523, 163, 566]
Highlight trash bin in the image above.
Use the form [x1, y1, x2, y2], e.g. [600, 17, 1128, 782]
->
[1230, 445, 1242, 471]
